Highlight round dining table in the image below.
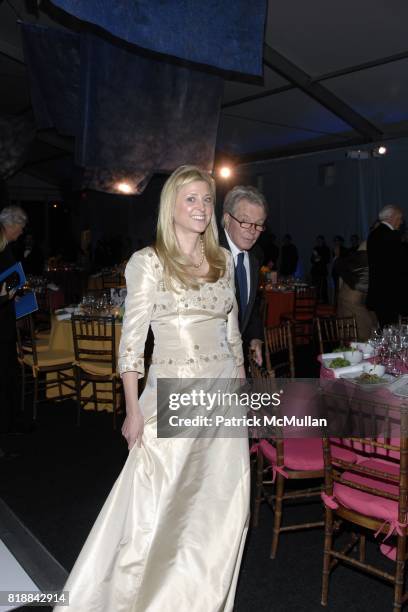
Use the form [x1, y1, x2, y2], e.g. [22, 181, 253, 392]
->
[264, 288, 294, 326]
[46, 315, 123, 411]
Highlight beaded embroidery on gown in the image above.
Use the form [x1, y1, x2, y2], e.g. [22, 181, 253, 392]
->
[54, 246, 250, 612]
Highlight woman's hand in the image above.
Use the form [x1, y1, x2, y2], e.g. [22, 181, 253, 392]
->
[238, 364, 246, 381]
[121, 409, 144, 450]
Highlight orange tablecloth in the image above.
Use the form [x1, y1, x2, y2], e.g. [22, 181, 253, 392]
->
[265, 290, 294, 326]
[46, 316, 122, 411]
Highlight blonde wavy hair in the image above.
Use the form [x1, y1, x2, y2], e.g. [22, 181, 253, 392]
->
[155, 165, 226, 290]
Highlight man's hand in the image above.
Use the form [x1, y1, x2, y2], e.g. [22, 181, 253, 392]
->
[0, 282, 17, 300]
[250, 338, 263, 366]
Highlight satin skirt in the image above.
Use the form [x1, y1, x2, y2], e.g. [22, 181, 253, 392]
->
[54, 365, 250, 612]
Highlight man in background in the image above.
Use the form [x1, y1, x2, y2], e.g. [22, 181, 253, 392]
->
[367, 204, 404, 327]
[279, 234, 298, 277]
[220, 185, 267, 367]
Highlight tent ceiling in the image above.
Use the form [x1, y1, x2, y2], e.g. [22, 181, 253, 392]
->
[1, 0, 408, 186]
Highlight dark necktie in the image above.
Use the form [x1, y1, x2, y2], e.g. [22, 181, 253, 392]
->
[236, 251, 248, 317]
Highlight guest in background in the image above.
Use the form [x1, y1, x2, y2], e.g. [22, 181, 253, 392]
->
[332, 235, 348, 305]
[279, 234, 298, 277]
[349, 234, 360, 253]
[77, 229, 92, 272]
[0, 205, 27, 437]
[258, 230, 279, 268]
[367, 204, 404, 327]
[310, 235, 331, 303]
[22, 233, 44, 274]
[401, 227, 408, 316]
[335, 241, 377, 340]
[220, 185, 267, 366]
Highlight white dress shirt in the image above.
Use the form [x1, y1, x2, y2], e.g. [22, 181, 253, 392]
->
[224, 230, 250, 303]
[381, 221, 395, 231]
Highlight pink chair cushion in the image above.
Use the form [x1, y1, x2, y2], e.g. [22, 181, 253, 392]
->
[259, 438, 356, 472]
[333, 458, 400, 523]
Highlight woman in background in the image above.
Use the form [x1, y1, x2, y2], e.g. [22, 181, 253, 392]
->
[335, 240, 377, 340]
[0, 205, 27, 443]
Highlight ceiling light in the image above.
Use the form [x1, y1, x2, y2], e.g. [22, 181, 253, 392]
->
[374, 145, 387, 156]
[116, 182, 133, 194]
[219, 166, 232, 179]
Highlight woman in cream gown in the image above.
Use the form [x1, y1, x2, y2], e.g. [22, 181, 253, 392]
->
[54, 166, 250, 612]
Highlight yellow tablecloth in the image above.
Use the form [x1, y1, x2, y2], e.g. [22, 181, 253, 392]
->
[46, 316, 122, 411]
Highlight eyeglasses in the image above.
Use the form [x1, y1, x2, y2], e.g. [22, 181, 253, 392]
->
[228, 212, 266, 232]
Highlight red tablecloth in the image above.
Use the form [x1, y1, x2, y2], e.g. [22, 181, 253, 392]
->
[265, 290, 294, 326]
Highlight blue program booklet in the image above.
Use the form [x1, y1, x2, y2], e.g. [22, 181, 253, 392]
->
[0, 261, 26, 290]
[15, 291, 39, 319]
[0, 262, 38, 319]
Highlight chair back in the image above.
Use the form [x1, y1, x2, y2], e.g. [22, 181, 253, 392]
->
[102, 272, 124, 289]
[264, 321, 295, 378]
[322, 391, 408, 526]
[71, 315, 116, 372]
[34, 288, 52, 331]
[293, 286, 317, 319]
[16, 315, 39, 366]
[316, 315, 358, 354]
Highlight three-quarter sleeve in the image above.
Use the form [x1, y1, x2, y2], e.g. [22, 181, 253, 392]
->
[225, 252, 244, 367]
[118, 248, 157, 377]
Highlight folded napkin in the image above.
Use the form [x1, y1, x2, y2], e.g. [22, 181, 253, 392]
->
[330, 364, 364, 379]
[56, 312, 72, 321]
[47, 283, 59, 291]
[321, 352, 343, 361]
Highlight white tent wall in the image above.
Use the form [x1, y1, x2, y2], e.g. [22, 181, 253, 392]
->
[237, 137, 408, 284]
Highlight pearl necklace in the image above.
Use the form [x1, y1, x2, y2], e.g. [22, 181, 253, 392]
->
[192, 237, 205, 268]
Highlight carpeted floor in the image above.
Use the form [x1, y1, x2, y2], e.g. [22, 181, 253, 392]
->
[0, 395, 399, 612]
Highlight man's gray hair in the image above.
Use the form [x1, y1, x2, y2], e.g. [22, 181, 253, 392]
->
[378, 204, 402, 222]
[222, 185, 268, 224]
[0, 205, 28, 227]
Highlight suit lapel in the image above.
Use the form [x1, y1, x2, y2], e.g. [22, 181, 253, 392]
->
[219, 229, 257, 333]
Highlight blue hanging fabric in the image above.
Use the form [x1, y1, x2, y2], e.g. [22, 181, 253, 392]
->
[50, 0, 267, 76]
[20, 24, 223, 193]
[21, 23, 80, 136]
[77, 32, 223, 172]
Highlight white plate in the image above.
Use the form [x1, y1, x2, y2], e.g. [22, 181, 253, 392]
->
[339, 372, 394, 388]
[388, 375, 408, 397]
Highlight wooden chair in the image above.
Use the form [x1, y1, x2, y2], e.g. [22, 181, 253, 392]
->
[101, 272, 125, 289]
[253, 322, 326, 553]
[71, 315, 123, 429]
[321, 392, 408, 611]
[281, 286, 317, 344]
[264, 321, 295, 378]
[252, 437, 326, 555]
[315, 315, 358, 354]
[16, 315, 75, 419]
[34, 288, 52, 332]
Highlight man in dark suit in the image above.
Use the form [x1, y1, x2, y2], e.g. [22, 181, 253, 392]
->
[367, 204, 404, 327]
[220, 185, 267, 366]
